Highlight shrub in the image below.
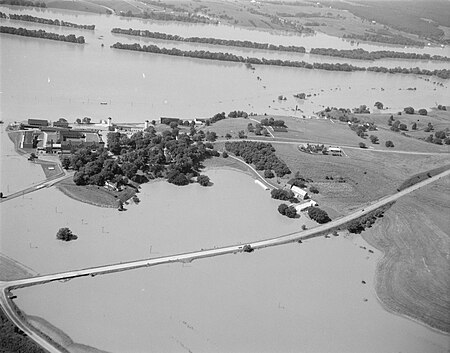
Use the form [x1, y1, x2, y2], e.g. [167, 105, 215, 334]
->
[418, 108, 428, 116]
[307, 207, 331, 224]
[197, 175, 210, 186]
[385, 140, 394, 148]
[359, 142, 366, 148]
[309, 186, 319, 194]
[264, 169, 275, 178]
[222, 151, 228, 158]
[404, 106, 414, 114]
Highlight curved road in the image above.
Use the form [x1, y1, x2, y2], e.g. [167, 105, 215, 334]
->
[1, 168, 450, 352]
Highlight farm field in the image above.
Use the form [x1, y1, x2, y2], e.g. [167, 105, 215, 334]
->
[361, 176, 450, 333]
[250, 115, 449, 153]
[273, 142, 450, 214]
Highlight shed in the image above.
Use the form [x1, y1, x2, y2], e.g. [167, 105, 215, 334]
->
[294, 200, 318, 213]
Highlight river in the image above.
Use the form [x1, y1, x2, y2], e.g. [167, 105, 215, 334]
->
[1, 5, 449, 124]
[1, 5, 449, 353]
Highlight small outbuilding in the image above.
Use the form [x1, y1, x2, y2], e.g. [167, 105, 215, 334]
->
[294, 200, 318, 213]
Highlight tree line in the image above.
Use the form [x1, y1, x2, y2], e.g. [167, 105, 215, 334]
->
[111, 28, 306, 53]
[110, 42, 364, 72]
[225, 141, 291, 177]
[119, 10, 215, 24]
[5, 12, 95, 30]
[0, 26, 85, 43]
[343, 33, 424, 47]
[0, 0, 46, 7]
[310, 47, 449, 62]
[111, 42, 449, 79]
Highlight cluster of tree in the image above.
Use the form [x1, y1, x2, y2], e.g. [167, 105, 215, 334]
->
[347, 206, 390, 234]
[111, 28, 306, 53]
[119, 10, 215, 24]
[8, 13, 95, 29]
[389, 119, 408, 132]
[197, 175, 210, 186]
[437, 104, 447, 111]
[225, 141, 291, 177]
[247, 122, 270, 137]
[0, 11, 7, 18]
[0, 26, 85, 43]
[425, 131, 450, 145]
[271, 188, 297, 202]
[343, 33, 424, 47]
[367, 66, 450, 79]
[350, 122, 377, 138]
[110, 42, 449, 79]
[0, 0, 46, 7]
[62, 127, 217, 189]
[260, 117, 286, 127]
[353, 104, 370, 114]
[310, 48, 449, 62]
[56, 227, 77, 241]
[307, 207, 331, 224]
[228, 110, 248, 118]
[299, 143, 327, 154]
[288, 173, 310, 188]
[369, 135, 379, 144]
[278, 203, 298, 218]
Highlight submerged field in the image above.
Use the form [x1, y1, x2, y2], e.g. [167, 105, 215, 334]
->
[361, 176, 450, 333]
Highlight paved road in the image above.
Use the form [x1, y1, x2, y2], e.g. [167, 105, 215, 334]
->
[0, 171, 72, 204]
[1, 168, 449, 352]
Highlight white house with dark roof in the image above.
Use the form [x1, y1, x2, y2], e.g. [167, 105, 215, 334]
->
[290, 185, 308, 200]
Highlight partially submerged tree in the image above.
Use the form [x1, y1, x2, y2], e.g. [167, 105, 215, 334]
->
[56, 227, 77, 241]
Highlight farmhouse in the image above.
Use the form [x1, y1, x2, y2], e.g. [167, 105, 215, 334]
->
[290, 185, 309, 200]
[329, 147, 342, 156]
[294, 200, 318, 213]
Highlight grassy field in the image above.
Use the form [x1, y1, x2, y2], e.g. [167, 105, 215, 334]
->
[356, 110, 450, 144]
[57, 179, 136, 208]
[360, 176, 450, 333]
[44, 0, 111, 14]
[251, 114, 449, 153]
[203, 118, 252, 138]
[273, 142, 450, 215]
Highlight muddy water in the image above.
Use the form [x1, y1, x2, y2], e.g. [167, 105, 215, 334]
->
[1, 6, 449, 123]
[0, 169, 314, 275]
[0, 126, 45, 194]
[14, 235, 449, 353]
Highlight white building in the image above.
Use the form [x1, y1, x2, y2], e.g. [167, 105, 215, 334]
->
[291, 185, 308, 200]
[329, 147, 342, 156]
[294, 200, 318, 213]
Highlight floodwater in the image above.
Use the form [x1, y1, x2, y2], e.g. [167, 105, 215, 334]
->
[15, 236, 449, 353]
[1, 5, 449, 124]
[1, 5, 449, 353]
[0, 169, 313, 275]
[0, 125, 45, 194]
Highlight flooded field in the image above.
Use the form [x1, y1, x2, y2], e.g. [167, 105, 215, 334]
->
[14, 235, 449, 353]
[0, 169, 313, 275]
[1, 4, 449, 353]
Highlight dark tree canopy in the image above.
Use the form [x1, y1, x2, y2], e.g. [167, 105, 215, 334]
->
[56, 227, 77, 241]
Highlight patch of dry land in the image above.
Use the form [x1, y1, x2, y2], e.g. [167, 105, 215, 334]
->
[361, 176, 450, 333]
[26, 315, 110, 353]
